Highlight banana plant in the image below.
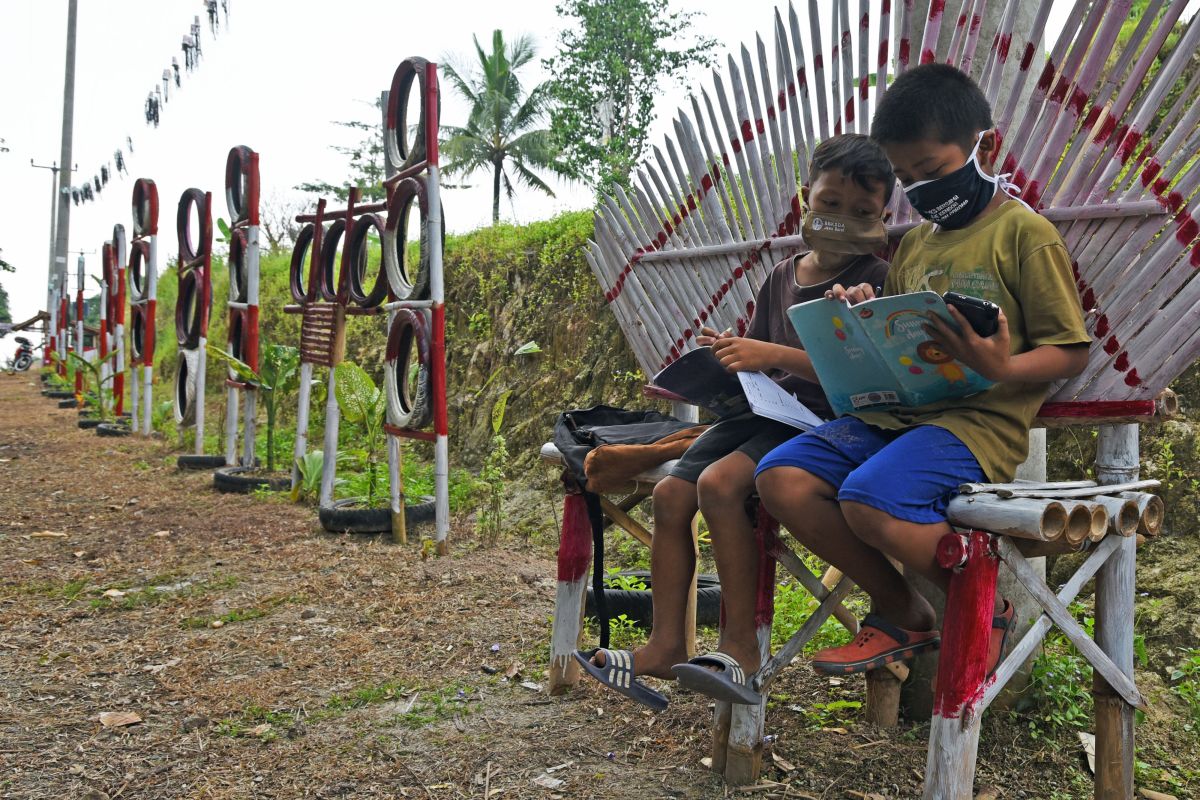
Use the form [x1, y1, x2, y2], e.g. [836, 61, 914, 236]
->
[208, 343, 300, 472]
[59, 351, 118, 421]
[333, 361, 388, 507]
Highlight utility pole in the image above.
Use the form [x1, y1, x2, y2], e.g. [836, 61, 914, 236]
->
[51, 0, 79, 348]
[31, 160, 61, 320]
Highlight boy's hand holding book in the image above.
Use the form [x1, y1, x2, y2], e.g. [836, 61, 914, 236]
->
[824, 282, 878, 305]
[922, 304, 1013, 382]
[711, 336, 778, 373]
[696, 325, 734, 346]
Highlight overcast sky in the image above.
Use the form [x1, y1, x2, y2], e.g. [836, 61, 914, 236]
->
[0, 0, 1151, 360]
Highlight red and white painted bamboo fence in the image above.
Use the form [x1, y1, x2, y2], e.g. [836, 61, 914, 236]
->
[129, 178, 159, 436]
[221, 146, 262, 467]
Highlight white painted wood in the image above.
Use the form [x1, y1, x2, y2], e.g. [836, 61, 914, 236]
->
[291, 360, 314, 490]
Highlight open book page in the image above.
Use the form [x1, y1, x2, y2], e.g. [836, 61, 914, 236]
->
[737, 371, 825, 430]
[787, 292, 993, 415]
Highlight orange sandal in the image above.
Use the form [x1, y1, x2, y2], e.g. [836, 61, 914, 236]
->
[811, 614, 940, 675]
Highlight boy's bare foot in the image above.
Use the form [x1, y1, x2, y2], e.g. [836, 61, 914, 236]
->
[590, 637, 688, 681]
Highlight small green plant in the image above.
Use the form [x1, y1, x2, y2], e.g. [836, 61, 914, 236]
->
[210, 343, 300, 472]
[151, 399, 175, 436]
[1019, 603, 1095, 737]
[58, 351, 117, 420]
[1170, 647, 1200, 731]
[801, 699, 862, 729]
[292, 450, 325, 502]
[333, 361, 388, 507]
[478, 390, 511, 544]
[605, 571, 648, 592]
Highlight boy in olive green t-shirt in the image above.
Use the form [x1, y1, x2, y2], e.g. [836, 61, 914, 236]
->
[672, 64, 1090, 704]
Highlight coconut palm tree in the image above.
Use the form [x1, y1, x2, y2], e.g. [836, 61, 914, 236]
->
[441, 30, 564, 223]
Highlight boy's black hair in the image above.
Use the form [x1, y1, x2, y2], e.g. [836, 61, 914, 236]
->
[870, 63, 993, 150]
[809, 133, 896, 204]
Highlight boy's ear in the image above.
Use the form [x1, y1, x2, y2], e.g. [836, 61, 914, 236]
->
[977, 129, 999, 171]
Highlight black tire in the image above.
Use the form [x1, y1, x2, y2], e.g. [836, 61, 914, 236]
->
[385, 57, 440, 173]
[225, 145, 258, 224]
[177, 187, 211, 266]
[213, 466, 291, 494]
[384, 309, 433, 430]
[346, 213, 389, 307]
[585, 571, 722, 628]
[177, 454, 227, 470]
[46, 390, 75, 399]
[132, 178, 159, 238]
[318, 217, 347, 302]
[57, 398, 78, 409]
[96, 422, 131, 437]
[175, 269, 205, 348]
[289, 223, 315, 303]
[78, 418, 102, 429]
[129, 240, 151, 300]
[319, 496, 436, 535]
[14, 355, 32, 371]
[228, 229, 249, 303]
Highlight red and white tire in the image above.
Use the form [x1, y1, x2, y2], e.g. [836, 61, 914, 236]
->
[176, 188, 211, 265]
[132, 178, 159, 237]
[174, 349, 200, 425]
[289, 223, 316, 303]
[347, 213, 389, 307]
[382, 176, 439, 300]
[224, 145, 259, 225]
[386, 57, 439, 173]
[384, 308, 432, 430]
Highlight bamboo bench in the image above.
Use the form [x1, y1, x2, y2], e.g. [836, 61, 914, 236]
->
[568, 1, 1200, 796]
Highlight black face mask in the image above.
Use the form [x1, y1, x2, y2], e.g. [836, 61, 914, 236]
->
[904, 134, 999, 229]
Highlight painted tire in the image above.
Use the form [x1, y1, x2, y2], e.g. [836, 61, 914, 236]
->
[385, 57, 439, 173]
[228, 228, 249, 303]
[318, 218, 347, 302]
[96, 422, 131, 437]
[225, 145, 258, 224]
[176, 188, 211, 266]
[383, 308, 432, 430]
[130, 306, 146, 361]
[318, 496, 436, 535]
[111, 224, 127, 276]
[585, 571, 723, 628]
[46, 390, 75, 399]
[129, 240, 151, 301]
[177, 454, 227, 470]
[132, 178, 159, 238]
[57, 398, 78, 409]
[346, 213, 388, 307]
[213, 466, 290, 494]
[174, 269, 205, 348]
[382, 176, 439, 301]
[78, 418, 103, 429]
[289, 223, 316, 303]
[173, 349, 200, 425]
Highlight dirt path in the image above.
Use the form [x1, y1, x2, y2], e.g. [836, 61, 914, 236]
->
[0, 374, 1176, 799]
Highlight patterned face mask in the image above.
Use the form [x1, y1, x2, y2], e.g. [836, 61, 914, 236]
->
[903, 131, 1016, 229]
[801, 210, 888, 255]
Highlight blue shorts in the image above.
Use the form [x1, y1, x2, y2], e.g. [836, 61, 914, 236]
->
[755, 417, 985, 524]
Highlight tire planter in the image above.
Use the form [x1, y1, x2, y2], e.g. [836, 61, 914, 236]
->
[177, 454, 227, 470]
[46, 390, 75, 399]
[213, 466, 291, 494]
[585, 570, 722, 629]
[78, 417, 103, 429]
[57, 398, 78, 409]
[319, 496, 436, 535]
[96, 422, 131, 437]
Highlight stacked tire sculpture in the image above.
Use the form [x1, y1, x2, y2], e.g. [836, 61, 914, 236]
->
[174, 188, 223, 470]
[288, 56, 445, 542]
[216, 145, 265, 485]
[128, 178, 159, 436]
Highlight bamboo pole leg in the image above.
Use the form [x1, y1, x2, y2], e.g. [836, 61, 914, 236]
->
[548, 491, 594, 696]
[1094, 424, 1139, 800]
[223, 385, 239, 466]
[711, 699, 732, 775]
[924, 531, 998, 800]
[865, 668, 903, 727]
[389, 434, 406, 545]
[724, 623, 771, 786]
[291, 361, 314, 489]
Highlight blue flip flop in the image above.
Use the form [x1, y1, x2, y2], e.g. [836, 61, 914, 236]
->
[573, 648, 669, 711]
[671, 652, 761, 705]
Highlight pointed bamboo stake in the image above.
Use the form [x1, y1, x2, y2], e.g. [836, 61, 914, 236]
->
[807, 0, 830, 138]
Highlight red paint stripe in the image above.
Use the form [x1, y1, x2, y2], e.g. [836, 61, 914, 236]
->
[1124, 369, 1142, 387]
[1035, 62, 1055, 93]
[1094, 315, 1109, 337]
[929, 0, 945, 20]
[1049, 76, 1069, 105]
[882, 0, 891, 12]
[844, 98, 856, 123]
[1019, 42, 1036, 70]
[1103, 336, 1121, 355]
[755, 118, 766, 134]
[432, 303, 448, 436]
[878, 39, 890, 68]
[932, 531, 998, 718]
[1068, 87, 1087, 116]
[859, 76, 869, 100]
[920, 48, 936, 65]
[556, 493, 592, 582]
[997, 33, 1012, 63]
[1116, 129, 1142, 164]
[813, 54, 823, 70]
[1037, 400, 1155, 418]
[1176, 214, 1199, 245]
[753, 505, 779, 626]
[898, 38, 911, 66]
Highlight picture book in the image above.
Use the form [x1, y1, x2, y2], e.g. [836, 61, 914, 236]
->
[651, 347, 824, 430]
[786, 291, 994, 417]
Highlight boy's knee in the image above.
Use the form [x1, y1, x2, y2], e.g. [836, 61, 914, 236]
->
[755, 466, 830, 509]
[696, 458, 754, 511]
[841, 500, 899, 548]
[652, 477, 698, 522]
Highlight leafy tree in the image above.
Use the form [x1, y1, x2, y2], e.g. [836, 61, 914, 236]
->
[296, 99, 387, 202]
[544, 0, 716, 193]
[441, 30, 565, 223]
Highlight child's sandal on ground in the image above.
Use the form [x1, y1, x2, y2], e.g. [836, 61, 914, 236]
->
[810, 613, 940, 674]
[573, 648, 669, 710]
[670, 652, 761, 705]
